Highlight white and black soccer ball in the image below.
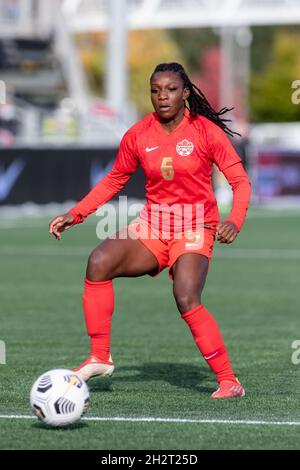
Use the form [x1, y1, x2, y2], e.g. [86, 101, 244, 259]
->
[30, 369, 90, 427]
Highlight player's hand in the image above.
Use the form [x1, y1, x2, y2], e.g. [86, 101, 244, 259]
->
[216, 220, 238, 244]
[49, 213, 74, 240]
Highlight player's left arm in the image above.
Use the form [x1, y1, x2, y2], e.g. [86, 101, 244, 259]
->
[205, 120, 251, 244]
[217, 162, 251, 244]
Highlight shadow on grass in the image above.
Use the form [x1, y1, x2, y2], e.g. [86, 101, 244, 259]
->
[89, 362, 213, 394]
[32, 421, 88, 431]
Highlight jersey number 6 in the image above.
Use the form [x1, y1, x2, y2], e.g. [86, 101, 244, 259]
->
[161, 157, 174, 181]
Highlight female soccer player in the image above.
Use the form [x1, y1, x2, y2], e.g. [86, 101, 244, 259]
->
[49, 62, 251, 398]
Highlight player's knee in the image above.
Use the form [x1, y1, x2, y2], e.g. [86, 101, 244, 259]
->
[86, 248, 113, 281]
[173, 288, 201, 315]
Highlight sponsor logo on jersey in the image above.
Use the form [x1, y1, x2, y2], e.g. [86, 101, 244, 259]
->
[176, 139, 194, 156]
[146, 146, 159, 152]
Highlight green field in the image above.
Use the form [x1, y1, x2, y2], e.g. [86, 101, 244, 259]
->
[0, 208, 300, 450]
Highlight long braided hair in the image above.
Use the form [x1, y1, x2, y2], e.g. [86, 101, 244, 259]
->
[151, 62, 239, 138]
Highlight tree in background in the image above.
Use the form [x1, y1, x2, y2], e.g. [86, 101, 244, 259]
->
[250, 30, 300, 122]
[171, 28, 245, 122]
[191, 47, 220, 112]
[77, 30, 184, 116]
[171, 26, 300, 123]
[169, 28, 218, 73]
[129, 30, 184, 114]
[78, 27, 300, 122]
[78, 32, 106, 97]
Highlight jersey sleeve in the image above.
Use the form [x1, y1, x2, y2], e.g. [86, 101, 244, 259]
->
[222, 161, 251, 232]
[204, 118, 242, 171]
[69, 130, 139, 224]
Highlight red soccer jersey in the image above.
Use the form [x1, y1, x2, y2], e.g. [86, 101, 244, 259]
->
[69, 110, 251, 231]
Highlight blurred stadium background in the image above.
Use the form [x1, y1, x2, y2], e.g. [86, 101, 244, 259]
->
[1, 0, 300, 451]
[1, 0, 300, 209]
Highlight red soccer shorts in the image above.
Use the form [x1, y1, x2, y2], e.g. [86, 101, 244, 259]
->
[124, 217, 215, 279]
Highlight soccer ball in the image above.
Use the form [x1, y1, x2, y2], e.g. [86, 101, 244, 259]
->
[30, 369, 90, 427]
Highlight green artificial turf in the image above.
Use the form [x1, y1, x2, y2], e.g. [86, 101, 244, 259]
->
[0, 208, 300, 450]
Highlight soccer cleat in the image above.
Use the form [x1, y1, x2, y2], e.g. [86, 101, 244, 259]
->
[73, 354, 114, 382]
[211, 379, 245, 399]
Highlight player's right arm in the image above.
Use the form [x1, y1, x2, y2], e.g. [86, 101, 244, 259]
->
[49, 130, 139, 239]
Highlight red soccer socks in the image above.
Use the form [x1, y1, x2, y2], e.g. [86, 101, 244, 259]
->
[181, 304, 238, 384]
[82, 278, 114, 362]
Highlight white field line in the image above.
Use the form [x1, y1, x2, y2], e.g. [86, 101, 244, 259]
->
[1, 246, 300, 260]
[0, 414, 300, 426]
